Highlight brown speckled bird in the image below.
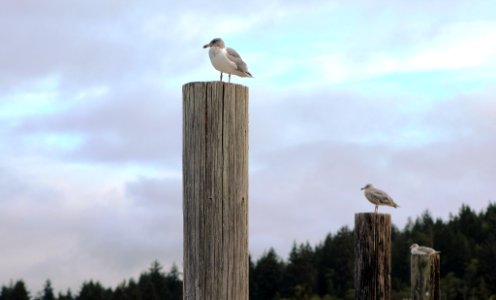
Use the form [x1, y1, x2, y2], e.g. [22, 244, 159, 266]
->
[361, 184, 399, 213]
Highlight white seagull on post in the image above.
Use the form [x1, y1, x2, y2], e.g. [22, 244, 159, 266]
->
[203, 38, 253, 83]
[410, 243, 440, 255]
[361, 184, 399, 213]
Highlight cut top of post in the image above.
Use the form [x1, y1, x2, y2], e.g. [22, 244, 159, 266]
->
[355, 212, 391, 217]
[183, 81, 249, 90]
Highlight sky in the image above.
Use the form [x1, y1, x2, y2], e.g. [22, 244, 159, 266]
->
[1, 0, 496, 294]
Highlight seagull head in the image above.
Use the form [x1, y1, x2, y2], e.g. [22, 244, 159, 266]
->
[203, 38, 225, 49]
[361, 183, 373, 190]
[410, 243, 419, 250]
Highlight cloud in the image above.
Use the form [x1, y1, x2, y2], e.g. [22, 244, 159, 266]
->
[9, 82, 182, 167]
[0, 163, 182, 292]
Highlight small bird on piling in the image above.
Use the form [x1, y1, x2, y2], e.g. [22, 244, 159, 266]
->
[203, 38, 253, 83]
[410, 243, 440, 255]
[361, 184, 399, 213]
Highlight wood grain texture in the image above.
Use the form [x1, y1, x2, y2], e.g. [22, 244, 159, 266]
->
[411, 253, 440, 300]
[182, 81, 249, 300]
[354, 213, 391, 300]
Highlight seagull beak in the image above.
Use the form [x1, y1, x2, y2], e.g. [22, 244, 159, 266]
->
[360, 186, 365, 190]
[203, 43, 210, 49]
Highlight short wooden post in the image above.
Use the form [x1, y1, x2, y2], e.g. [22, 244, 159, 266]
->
[354, 213, 391, 300]
[182, 82, 249, 300]
[411, 253, 440, 300]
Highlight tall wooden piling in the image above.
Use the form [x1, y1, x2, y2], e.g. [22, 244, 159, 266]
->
[354, 213, 391, 300]
[411, 253, 440, 300]
[182, 82, 249, 300]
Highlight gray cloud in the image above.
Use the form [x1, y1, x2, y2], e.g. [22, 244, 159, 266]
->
[0, 166, 182, 293]
[0, 0, 316, 93]
[11, 83, 181, 166]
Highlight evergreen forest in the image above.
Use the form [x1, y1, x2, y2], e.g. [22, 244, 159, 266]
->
[1, 203, 495, 300]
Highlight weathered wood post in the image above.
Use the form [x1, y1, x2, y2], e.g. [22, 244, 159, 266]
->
[411, 253, 440, 300]
[182, 81, 249, 300]
[354, 213, 391, 300]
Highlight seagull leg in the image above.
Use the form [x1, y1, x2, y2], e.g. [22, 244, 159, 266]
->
[228, 73, 231, 83]
[220, 72, 223, 81]
[375, 206, 378, 214]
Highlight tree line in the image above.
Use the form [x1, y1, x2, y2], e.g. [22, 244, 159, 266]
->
[2, 203, 495, 300]
[0, 261, 182, 300]
[249, 203, 496, 300]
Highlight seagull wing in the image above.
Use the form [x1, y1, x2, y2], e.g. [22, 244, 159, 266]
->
[226, 47, 251, 75]
[417, 246, 438, 254]
[369, 188, 398, 207]
[370, 188, 390, 202]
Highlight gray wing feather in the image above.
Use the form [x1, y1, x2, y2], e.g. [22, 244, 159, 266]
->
[226, 47, 241, 58]
[226, 47, 249, 73]
[371, 188, 390, 199]
[369, 188, 398, 207]
[418, 246, 439, 254]
[370, 189, 390, 202]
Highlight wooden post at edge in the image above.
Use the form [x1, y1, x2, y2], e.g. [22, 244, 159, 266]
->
[411, 253, 440, 300]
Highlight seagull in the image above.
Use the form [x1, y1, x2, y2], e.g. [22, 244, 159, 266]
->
[410, 243, 440, 255]
[361, 184, 399, 213]
[203, 38, 253, 83]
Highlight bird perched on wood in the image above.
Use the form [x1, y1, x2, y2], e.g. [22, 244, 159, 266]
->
[203, 38, 253, 83]
[361, 184, 399, 213]
[410, 243, 440, 255]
